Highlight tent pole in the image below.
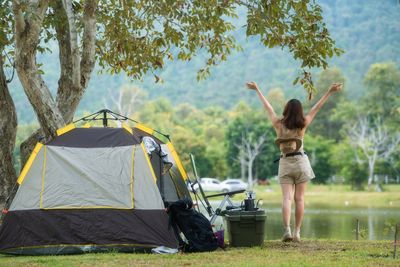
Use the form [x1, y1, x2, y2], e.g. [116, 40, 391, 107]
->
[102, 110, 107, 127]
[190, 154, 214, 217]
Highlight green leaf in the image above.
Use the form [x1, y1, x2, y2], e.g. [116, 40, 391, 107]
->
[293, 77, 300, 85]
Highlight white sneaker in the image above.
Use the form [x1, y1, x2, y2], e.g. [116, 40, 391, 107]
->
[293, 232, 301, 242]
[282, 228, 293, 242]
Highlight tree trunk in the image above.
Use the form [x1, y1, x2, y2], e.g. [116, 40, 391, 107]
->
[14, 43, 65, 139]
[0, 56, 17, 201]
[17, 0, 98, 166]
[248, 159, 253, 190]
[14, 0, 63, 166]
[367, 159, 375, 190]
[13, 0, 65, 139]
[239, 153, 246, 180]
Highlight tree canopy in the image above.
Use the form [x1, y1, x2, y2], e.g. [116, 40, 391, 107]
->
[5, 0, 342, 138]
[95, 0, 343, 87]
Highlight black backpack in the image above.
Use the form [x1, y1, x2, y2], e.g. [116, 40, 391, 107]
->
[167, 199, 218, 253]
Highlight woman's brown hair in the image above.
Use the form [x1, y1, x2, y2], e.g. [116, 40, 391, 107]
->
[281, 99, 306, 129]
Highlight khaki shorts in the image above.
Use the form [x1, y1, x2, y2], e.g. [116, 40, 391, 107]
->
[278, 155, 315, 185]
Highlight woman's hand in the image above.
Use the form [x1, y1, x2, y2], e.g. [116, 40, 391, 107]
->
[328, 83, 343, 93]
[246, 81, 279, 129]
[305, 82, 343, 127]
[246, 81, 260, 91]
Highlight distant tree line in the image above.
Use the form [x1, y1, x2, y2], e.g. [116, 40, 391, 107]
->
[13, 63, 399, 191]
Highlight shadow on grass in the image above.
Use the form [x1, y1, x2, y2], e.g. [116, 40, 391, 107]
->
[367, 253, 391, 258]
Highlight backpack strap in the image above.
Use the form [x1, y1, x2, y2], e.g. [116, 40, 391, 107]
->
[168, 207, 185, 249]
[275, 124, 303, 152]
[167, 199, 193, 249]
[274, 137, 303, 152]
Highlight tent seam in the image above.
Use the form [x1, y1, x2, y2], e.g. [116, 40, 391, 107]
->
[130, 145, 135, 209]
[39, 146, 47, 209]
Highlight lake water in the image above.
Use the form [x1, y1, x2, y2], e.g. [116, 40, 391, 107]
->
[209, 203, 400, 241]
[261, 205, 400, 240]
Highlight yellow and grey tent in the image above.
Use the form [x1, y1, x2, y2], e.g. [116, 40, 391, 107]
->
[0, 110, 191, 255]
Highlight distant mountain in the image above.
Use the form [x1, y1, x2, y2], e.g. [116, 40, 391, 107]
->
[8, 0, 400, 123]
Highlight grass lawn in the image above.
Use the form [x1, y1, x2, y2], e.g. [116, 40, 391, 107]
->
[0, 240, 398, 267]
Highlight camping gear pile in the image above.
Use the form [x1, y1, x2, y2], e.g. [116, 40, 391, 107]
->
[186, 156, 266, 248]
[0, 110, 195, 255]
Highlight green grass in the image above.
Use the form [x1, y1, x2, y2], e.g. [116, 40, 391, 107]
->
[0, 241, 398, 266]
[229, 184, 400, 209]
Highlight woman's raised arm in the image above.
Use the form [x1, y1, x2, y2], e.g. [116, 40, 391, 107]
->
[246, 81, 280, 129]
[305, 83, 343, 126]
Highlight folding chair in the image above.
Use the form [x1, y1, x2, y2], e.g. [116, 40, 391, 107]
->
[187, 154, 245, 225]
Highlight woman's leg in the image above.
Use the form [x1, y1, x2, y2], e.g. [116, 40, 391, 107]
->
[280, 183, 294, 240]
[293, 181, 307, 240]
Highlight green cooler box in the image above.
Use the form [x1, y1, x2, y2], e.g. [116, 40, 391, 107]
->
[225, 209, 266, 247]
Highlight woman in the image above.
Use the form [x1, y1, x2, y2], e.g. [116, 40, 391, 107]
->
[246, 81, 342, 242]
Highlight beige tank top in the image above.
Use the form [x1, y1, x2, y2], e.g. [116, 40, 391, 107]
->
[275, 123, 305, 154]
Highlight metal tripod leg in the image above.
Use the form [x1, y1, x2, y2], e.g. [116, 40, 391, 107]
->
[210, 194, 235, 225]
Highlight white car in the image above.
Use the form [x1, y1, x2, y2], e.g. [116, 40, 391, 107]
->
[220, 179, 248, 191]
[196, 178, 231, 193]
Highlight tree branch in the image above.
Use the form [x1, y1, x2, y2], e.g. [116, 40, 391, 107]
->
[55, 0, 98, 123]
[62, 0, 80, 87]
[33, 0, 50, 38]
[80, 0, 97, 89]
[52, 0, 75, 121]
[12, 0, 25, 34]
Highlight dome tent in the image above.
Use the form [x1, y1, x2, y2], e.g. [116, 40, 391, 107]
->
[0, 110, 191, 255]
